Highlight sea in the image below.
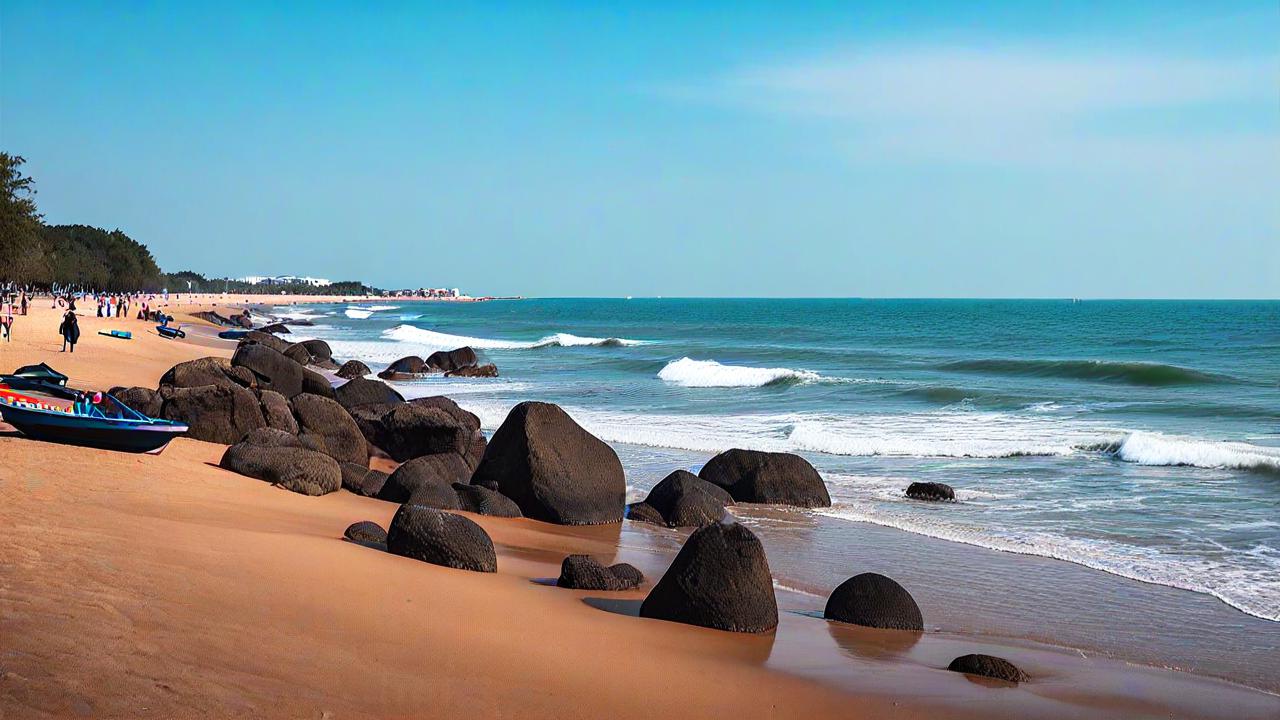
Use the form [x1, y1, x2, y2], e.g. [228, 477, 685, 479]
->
[275, 298, 1279, 690]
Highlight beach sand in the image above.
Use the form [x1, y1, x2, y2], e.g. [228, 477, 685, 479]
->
[2, 298, 1277, 719]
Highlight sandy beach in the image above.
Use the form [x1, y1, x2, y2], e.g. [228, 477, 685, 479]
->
[2, 298, 1278, 719]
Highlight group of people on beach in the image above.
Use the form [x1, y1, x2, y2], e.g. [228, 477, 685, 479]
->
[0, 289, 30, 342]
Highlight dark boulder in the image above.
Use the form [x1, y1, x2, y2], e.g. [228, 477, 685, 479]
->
[453, 483, 522, 518]
[358, 469, 388, 497]
[300, 339, 333, 364]
[635, 470, 732, 528]
[334, 377, 404, 410]
[348, 397, 482, 465]
[699, 449, 831, 508]
[626, 502, 667, 526]
[340, 462, 370, 493]
[160, 356, 255, 391]
[160, 384, 266, 444]
[290, 393, 367, 465]
[470, 401, 625, 525]
[640, 522, 778, 633]
[284, 343, 312, 366]
[556, 555, 643, 591]
[379, 453, 471, 504]
[343, 520, 387, 546]
[445, 363, 498, 378]
[241, 330, 293, 354]
[234, 312, 253, 329]
[301, 367, 335, 398]
[110, 386, 162, 417]
[425, 346, 477, 373]
[282, 318, 314, 327]
[336, 359, 372, 380]
[824, 573, 923, 631]
[378, 355, 428, 379]
[386, 505, 497, 573]
[258, 389, 298, 434]
[219, 429, 341, 495]
[232, 343, 304, 398]
[947, 654, 1029, 683]
[906, 482, 955, 502]
[260, 323, 291, 335]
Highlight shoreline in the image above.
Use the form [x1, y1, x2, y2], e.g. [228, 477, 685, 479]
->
[1, 302, 1277, 718]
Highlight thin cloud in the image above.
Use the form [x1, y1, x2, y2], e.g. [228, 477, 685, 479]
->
[681, 46, 1279, 170]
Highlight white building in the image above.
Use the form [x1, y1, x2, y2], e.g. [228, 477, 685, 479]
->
[239, 275, 331, 287]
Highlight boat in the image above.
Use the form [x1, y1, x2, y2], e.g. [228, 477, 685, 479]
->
[217, 329, 250, 340]
[0, 365, 187, 453]
[157, 324, 186, 339]
[98, 329, 133, 339]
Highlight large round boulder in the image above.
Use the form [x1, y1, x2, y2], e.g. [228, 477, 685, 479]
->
[470, 402, 624, 525]
[386, 505, 496, 572]
[445, 364, 498, 378]
[160, 356, 255, 391]
[632, 470, 732, 528]
[219, 428, 341, 495]
[906, 482, 955, 502]
[109, 386, 162, 418]
[556, 555, 643, 591]
[698, 449, 831, 508]
[335, 359, 372, 380]
[379, 453, 471, 504]
[824, 573, 923, 631]
[378, 355, 428, 379]
[334, 377, 404, 410]
[640, 522, 778, 633]
[232, 343, 304, 398]
[240, 331, 292, 354]
[425, 346, 477, 373]
[159, 384, 266, 444]
[301, 368, 335, 398]
[947, 654, 1028, 683]
[290, 393, 367, 465]
[300, 339, 333, 364]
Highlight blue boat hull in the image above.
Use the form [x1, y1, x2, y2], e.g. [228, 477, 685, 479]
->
[0, 403, 188, 453]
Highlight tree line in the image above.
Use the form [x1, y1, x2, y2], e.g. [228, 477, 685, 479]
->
[1, 153, 374, 294]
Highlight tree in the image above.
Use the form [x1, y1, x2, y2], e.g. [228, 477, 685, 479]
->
[0, 153, 50, 283]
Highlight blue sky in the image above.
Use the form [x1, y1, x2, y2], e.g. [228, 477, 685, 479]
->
[2, 1, 1276, 297]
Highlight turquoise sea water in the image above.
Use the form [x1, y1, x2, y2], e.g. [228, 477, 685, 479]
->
[284, 299, 1280, 626]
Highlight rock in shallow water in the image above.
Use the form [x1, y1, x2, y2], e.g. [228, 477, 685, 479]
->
[631, 470, 732, 528]
[906, 481, 955, 502]
[947, 654, 1029, 683]
[387, 505, 496, 572]
[824, 572, 924, 631]
[640, 522, 778, 633]
[698, 449, 831, 508]
[557, 554, 643, 591]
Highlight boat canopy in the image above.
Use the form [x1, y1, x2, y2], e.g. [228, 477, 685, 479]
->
[11, 363, 69, 386]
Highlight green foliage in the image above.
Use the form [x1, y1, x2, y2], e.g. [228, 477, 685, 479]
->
[0, 153, 49, 283]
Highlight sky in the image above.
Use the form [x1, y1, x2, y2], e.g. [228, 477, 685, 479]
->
[2, 1, 1277, 298]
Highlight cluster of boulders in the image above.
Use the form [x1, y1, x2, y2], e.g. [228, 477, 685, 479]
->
[379, 348, 498, 379]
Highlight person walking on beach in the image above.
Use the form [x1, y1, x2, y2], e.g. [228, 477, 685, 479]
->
[59, 310, 80, 352]
[20, 290, 28, 316]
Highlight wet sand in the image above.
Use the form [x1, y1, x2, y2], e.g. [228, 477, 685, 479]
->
[1, 299, 1278, 719]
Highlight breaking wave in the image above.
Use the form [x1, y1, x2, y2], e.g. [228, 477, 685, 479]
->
[1084, 432, 1280, 475]
[939, 358, 1230, 386]
[378, 325, 648, 353]
[344, 308, 373, 319]
[657, 357, 848, 388]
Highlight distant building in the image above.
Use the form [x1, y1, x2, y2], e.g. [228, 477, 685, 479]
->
[240, 275, 331, 287]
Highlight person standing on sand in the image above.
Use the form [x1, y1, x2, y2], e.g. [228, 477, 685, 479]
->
[59, 310, 80, 352]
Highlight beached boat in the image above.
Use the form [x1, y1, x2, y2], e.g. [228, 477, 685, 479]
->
[0, 365, 187, 453]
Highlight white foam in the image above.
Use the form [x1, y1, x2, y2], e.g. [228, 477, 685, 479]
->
[271, 307, 322, 320]
[382, 324, 649, 353]
[817, 503, 1280, 622]
[344, 308, 373, 319]
[657, 357, 831, 388]
[348, 304, 399, 312]
[1114, 432, 1280, 473]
